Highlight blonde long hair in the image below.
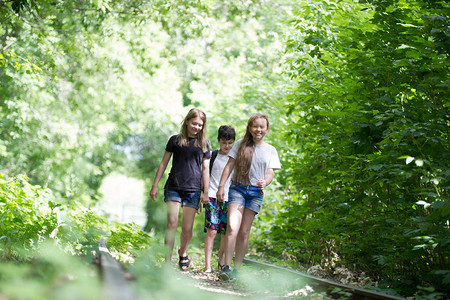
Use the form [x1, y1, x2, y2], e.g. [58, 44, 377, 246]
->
[177, 108, 209, 152]
[233, 113, 270, 185]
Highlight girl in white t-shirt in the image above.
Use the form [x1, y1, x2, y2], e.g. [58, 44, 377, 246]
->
[217, 113, 281, 281]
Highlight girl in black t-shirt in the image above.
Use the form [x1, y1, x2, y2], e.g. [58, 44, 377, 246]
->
[150, 108, 210, 271]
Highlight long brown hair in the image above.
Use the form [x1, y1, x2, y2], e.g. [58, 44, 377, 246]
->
[177, 108, 209, 152]
[233, 113, 270, 185]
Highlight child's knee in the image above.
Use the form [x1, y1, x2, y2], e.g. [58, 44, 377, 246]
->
[181, 226, 193, 238]
[238, 228, 251, 240]
[167, 217, 178, 229]
[227, 225, 240, 237]
[206, 229, 217, 238]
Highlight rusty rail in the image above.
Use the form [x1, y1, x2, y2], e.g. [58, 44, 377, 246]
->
[98, 238, 136, 300]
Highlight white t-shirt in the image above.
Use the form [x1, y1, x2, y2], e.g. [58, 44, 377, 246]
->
[228, 139, 281, 186]
[208, 152, 233, 201]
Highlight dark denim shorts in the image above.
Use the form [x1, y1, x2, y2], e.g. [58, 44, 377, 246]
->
[228, 182, 264, 214]
[164, 189, 201, 209]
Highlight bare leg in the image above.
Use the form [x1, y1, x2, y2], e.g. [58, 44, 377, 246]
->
[218, 233, 226, 267]
[223, 203, 244, 267]
[179, 206, 197, 257]
[165, 201, 181, 261]
[233, 208, 256, 270]
[204, 228, 217, 272]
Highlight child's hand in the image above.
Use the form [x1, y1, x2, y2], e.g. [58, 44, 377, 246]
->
[201, 193, 209, 204]
[149, 186, 158, 201]
[257, 179, 267, 190]
[216, 186, 225, 202]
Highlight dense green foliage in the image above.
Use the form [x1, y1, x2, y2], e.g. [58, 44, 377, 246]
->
[255, 0, 449, 298]
[0, 174, 151, 299]
[0, 174, 150, 258]
[0, 174, 59, 259]
[1, 0, 448, 298]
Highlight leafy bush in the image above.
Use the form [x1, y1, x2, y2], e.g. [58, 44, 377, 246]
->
[0, 173, 152, 261]
[257, 0, 449, 298]
[0, 174, 59, 260]
[106, 222, 152, 265]
[0, 173, 153, 298]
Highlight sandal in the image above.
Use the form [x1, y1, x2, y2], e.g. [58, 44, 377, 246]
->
[178, 250, 190, 271]
[217, 253, 224, 272]
[218, 261, 224, 272]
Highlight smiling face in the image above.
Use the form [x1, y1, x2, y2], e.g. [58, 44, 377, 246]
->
[249, 117, 269, 144]
[187, 116, 204, 138]
[218, 138, 234, 155]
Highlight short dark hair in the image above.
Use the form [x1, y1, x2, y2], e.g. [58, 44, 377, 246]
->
[218, 125, 235, 141]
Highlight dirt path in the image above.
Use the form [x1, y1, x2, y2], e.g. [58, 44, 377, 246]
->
[179, 260, 250, 297]
[172, 257, 318, 299]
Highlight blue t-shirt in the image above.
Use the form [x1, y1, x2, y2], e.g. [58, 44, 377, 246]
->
[164, 135, 211, 191]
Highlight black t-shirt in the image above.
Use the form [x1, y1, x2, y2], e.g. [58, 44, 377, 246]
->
[164, 135, 211, 191]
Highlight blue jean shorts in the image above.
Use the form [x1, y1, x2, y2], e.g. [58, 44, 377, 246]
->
[164, 189, 201, 209]
[228, 182, 264, 214]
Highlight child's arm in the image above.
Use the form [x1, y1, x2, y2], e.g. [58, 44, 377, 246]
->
[149, 151, 172, 201]
[216, 157, 235, 202]
[257, 168, 274, 190]
[200, 158, 210, 205]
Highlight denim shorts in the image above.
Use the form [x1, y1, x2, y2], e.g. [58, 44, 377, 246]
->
[164, 189, 201, 209]
[228, 182, 264, 214]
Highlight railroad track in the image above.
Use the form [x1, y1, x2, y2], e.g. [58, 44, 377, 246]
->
[97, 238, 136, 300]
[96, 238, 408, 300]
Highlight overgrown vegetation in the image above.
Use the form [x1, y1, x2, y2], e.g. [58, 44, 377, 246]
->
[0, 174, 151, 298]
[256, 0, 449, 298]
[0, 174, 150, 257]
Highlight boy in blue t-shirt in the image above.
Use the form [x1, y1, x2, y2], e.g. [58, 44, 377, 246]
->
[203, 125, 235, 273]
